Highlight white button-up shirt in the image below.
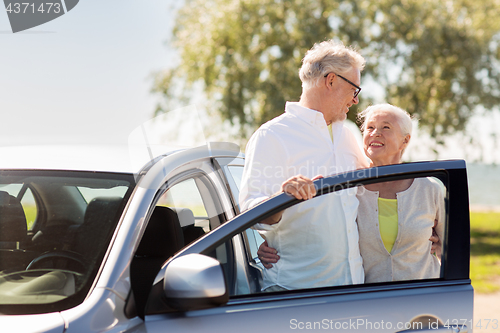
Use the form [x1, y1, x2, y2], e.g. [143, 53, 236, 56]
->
[240, 102, 368, 290]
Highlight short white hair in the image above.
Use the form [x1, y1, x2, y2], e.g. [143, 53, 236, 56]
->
[299, 40, 365, 88]
[357, 104, 413, 155]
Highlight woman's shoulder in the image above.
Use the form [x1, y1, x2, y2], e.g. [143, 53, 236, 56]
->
[415, 176, 444, 187]
[413, 177, 446, 195]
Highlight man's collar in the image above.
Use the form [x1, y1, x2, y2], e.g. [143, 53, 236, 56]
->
[285, 102, 327, 127]
[285, 102, 345, 131]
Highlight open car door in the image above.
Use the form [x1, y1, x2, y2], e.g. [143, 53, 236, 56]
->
[140, 160, 472, 333]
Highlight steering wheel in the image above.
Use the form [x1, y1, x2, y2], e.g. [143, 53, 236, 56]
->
[26, 250, 86, 274]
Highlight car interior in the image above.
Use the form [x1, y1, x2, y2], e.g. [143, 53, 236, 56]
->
[0, 171, 133, 313]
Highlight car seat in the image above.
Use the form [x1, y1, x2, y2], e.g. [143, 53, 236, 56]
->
[128, 206, 185, 319]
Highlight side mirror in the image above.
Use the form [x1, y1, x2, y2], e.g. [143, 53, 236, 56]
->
[163, 253, 228, 311]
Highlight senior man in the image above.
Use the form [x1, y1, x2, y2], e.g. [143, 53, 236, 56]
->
[239, 40, 369, 292]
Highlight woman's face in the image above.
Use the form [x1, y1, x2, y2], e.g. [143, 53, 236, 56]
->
[363, 110, 410, 166]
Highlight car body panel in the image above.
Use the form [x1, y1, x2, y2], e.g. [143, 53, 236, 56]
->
[0, 313, 65, 333]
[61, 287, 143, 333]
[140, 284, 472, 332]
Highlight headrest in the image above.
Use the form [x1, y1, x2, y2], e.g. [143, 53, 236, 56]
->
[71, 196, 123, 255]
[0, 191, 27, 242]
[136, 206, 184, 257]
[171, 208, 196, 228]
[83, 196, 123, 226]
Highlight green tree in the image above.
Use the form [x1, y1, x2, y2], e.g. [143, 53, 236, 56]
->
[153, 0, 500, 139]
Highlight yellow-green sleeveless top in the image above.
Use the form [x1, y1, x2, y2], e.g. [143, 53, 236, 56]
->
[378, 197, 398, 253]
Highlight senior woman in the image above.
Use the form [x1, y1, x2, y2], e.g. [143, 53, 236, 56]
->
[355, 103, 444, 283]
[258, 103, 444, 284]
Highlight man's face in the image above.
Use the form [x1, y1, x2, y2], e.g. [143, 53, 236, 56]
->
[325, 67, 361, 124]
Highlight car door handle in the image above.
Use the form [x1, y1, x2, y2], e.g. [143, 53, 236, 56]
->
[396, 326, 467, 333]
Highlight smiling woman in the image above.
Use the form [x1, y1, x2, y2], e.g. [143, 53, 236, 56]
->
[355, 103, 444, 283]
[358, 104, 412, 167]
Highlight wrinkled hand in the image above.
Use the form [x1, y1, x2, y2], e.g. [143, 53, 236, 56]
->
[257, 240, 280, 269]
[281, 174, 323, 200]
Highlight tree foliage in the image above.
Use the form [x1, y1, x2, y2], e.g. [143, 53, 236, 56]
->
[154, 0, 500, 139]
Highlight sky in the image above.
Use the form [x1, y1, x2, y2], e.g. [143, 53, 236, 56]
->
[1, 0, 178, 146]
[1, 0, 500, 165]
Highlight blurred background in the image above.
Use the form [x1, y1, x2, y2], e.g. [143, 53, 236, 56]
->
[1, 0, 500, 318]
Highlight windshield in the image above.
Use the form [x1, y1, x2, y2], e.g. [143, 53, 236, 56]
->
[0, 170, 134, 314]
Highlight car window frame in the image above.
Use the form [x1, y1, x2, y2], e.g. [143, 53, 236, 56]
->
[133, 165, 238, 310]
[213, 157, 265, 291]
[151, 169, 228, 231]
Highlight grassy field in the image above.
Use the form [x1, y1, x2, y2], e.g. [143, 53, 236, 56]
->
[470, 211, 500, 293]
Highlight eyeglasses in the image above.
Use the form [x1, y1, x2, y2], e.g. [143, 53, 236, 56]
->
[324, 73, 361, 98]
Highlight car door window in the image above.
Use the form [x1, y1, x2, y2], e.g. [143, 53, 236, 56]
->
[217, 163, 447, 291]
[236, 173, 447, 295]
[157, 178, 210, 233]
[155, 174, 232, 273]
[219, 164, 266, 261]
[227, 165, 243, 190]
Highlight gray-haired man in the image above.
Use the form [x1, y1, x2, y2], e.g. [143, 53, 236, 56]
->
[239, 40, 368, 291]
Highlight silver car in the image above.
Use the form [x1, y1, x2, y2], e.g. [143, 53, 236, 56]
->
[0, 144, 472, 332]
